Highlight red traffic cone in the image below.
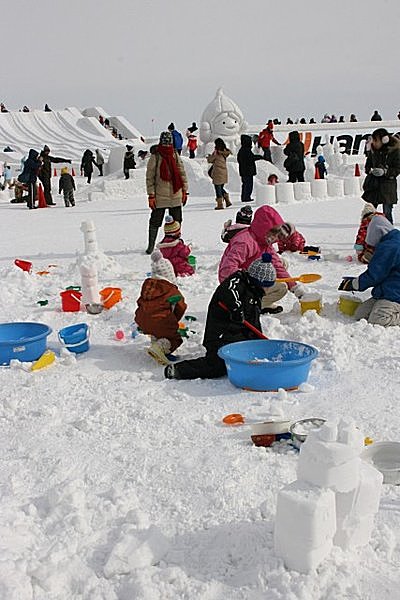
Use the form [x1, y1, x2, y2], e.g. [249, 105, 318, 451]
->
[71, 167, 76, 177]
[354, 163, 361, 177]
[53, 168, 57, 177]
[37, 184, 47, 208]
[314, 165, 320, 179]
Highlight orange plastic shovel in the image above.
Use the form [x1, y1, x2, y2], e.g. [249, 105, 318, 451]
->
[277, 273, 321, 284]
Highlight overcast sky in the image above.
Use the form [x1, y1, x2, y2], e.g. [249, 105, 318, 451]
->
[4, 0, 400, 134]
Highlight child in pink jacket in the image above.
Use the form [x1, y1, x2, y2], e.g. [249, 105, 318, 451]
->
[158, 216, 194, 277]
[218, 205, 305, 313]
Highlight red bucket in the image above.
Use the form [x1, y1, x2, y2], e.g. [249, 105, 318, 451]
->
[14, 259, 33, 273]
[60, 290, 82, 312]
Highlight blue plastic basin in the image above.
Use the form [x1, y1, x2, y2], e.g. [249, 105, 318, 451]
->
[0, 322, 52, 366]
[218, 339, 318, 391]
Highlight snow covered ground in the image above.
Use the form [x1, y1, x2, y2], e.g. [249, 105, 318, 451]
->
[0, 168, 399, 599]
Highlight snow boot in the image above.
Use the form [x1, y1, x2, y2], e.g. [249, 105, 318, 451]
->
[215, 197, 224, 210]
[147, 338, 171, 365]
[145, 226, 159, 255]
[223, 192, 232, 208]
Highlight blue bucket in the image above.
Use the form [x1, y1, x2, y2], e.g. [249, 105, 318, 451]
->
[0, 322, 52, 366]
[218, 339, 318, 392]
[58, 323, 90, 354]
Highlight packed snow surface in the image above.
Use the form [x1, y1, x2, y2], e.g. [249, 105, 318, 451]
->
[0, 169, 400, 599]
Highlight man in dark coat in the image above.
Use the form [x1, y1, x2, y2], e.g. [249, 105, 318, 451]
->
[283, 131, 305, 183]
[362, 128, 400, 223]
[80, 149, 97, 183]
[371, 110, 383, 122]
[123, 145, 136, 179]
[18, 149, 42, 209]
[164, 253, 276, 380]
[39, 145, 71, 205]
[237, 134, 265, 202]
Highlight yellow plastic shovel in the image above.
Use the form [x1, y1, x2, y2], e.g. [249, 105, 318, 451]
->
[277, 273, 322, 284]
[30, 350, 56, 372]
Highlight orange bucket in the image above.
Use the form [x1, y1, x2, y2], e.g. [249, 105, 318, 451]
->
[60, 290, 82, 312]
[100, 287, 122, 309]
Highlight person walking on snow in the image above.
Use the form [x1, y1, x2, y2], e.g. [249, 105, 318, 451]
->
[95, 149, 105, 176]
[123, 145, 136, 179]
[339, 215, 400, 327]
[145, 130, 188, 254]
[168, 123, 184, 155]
[39, 145, 71, 205]
[258, 120, 281, 163]
[80, 149, 97, 184]
[207, 137, 232, 210]
[58, 167, 76, 207]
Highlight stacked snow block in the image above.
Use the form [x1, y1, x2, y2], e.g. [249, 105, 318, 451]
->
[274, 419, 383, 573]
[255, 181, 276, 205]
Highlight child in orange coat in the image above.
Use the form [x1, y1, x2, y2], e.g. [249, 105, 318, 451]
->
[135, 250, 187, 364]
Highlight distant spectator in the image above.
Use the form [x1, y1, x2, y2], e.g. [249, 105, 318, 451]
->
[168, 123, 184, 155]
[258, 120, 281, 163]
[286, 117, 293, 125]
[309, 118, 316, 124]
[104, 118, 110, 128]
[98, 115, 104, 125]
[299, 118, 306, 124]
[95, 149, 104, 176]
[330, 115, 338, 123]
[22, 105, 30, 113]
[321, 114, 331, 123]
[186, 122, 198, 159]
[3, 146, 13, 152]
[0, 103, 8, 113]
[39, 145, 71, 206]
[123, 145, 136, 179]
[44, 103, 52, 112]
[18, 149, 41, 209]
[111, 127, 118, 138]
[339, 115, 345, 123]
[80, 149, 97, 184]
[350, 114, 358, 122]
[371, 110, 382, 121]
[273, 118, 281, 125]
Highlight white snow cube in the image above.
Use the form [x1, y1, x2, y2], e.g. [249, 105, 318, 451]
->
[277, 539, 333, 574]
[297, 455, 361, 493]
[334, 513, 375, 550]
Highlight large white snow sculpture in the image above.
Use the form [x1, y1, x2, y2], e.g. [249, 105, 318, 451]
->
[199, 88, 248, 155]
[274, 419, 383, 573]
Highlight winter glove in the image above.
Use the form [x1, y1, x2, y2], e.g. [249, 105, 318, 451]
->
[338, 277, 359, 292]
[182, 191, 188, 206]
[148, 195, 156, 210]
[370, 167, 385, 177]
[229, 309, 244, 323]
[292, 284, 306, 299]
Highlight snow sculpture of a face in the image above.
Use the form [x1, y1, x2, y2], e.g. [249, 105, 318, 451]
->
[200, 88, 247, 154]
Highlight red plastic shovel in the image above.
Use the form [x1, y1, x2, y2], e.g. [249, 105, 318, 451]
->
[218, 301, 268, 340]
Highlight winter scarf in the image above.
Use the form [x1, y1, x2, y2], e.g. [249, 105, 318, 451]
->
[157, 145, 183, 193]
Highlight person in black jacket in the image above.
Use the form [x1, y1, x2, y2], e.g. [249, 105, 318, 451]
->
[164, 253, 276, 380]
[283, 131, 305, 182]
[123, 145, 136, 179]
[18, 149, 42, 209]
[237, 134, 265, 202]
[58, 167, 76, 207]
[39, 145, 71, 205]
[80, 149, 97, 183]
[371, 110, 382, 122]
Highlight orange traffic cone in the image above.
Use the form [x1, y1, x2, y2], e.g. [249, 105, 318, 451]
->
[37, 184, 47, 208]
[53, 168, 57, 177]
[314, 165, 320, 179]
[354, 163, 361, 177]
[71, 167, 76, 177]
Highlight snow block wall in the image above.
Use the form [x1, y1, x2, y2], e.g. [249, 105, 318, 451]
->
[274, 419, 383, 573]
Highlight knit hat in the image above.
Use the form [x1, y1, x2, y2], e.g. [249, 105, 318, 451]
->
[159, 131, 173, 145]
[61, 166, 69, 175]
[168, 123, 175, 131]
[365, 215, 394, 247]
[247, 252, 276, 288]
[281, 222, 295, 237]
[236, 205, 253, 225]
[151, 249, 176, 284]
[361, 202, 376, 219]
[164, 215, 181, 236]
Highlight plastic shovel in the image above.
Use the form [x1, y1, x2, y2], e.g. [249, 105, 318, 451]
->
[218, 301, 268, 340]
[276, 273, 322, 284]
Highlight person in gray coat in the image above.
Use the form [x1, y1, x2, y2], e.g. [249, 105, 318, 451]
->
[95, 149, 105, 176]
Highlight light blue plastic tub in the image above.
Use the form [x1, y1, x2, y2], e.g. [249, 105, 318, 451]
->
[218, 339, 318, 391]
[0, 322, 52, 366]
[58, 323, 90, 354]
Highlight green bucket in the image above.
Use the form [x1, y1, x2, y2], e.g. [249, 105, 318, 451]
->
[188, 255, 196, 271]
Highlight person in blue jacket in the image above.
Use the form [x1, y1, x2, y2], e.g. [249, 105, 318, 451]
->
[168, 123, 183, 155]
[338, 215, 400, 326]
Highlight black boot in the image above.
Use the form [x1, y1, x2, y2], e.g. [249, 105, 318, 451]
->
[145, 227, 159, 255]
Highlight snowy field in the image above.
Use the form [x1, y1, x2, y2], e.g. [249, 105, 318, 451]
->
[0, 172, 400, 599]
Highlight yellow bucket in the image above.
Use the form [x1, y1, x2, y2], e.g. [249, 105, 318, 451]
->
[338, 295, 362, 316]
[300, 294, 322, 315]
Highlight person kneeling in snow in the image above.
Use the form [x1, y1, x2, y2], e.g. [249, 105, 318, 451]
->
[158, 216, 194, 277]
[339, 215, 400, 327]
[135, 250, 187, 365]
[353, 203, 383, 263]
[277, 222, 320, 254]
[164, 253, 275, 380]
